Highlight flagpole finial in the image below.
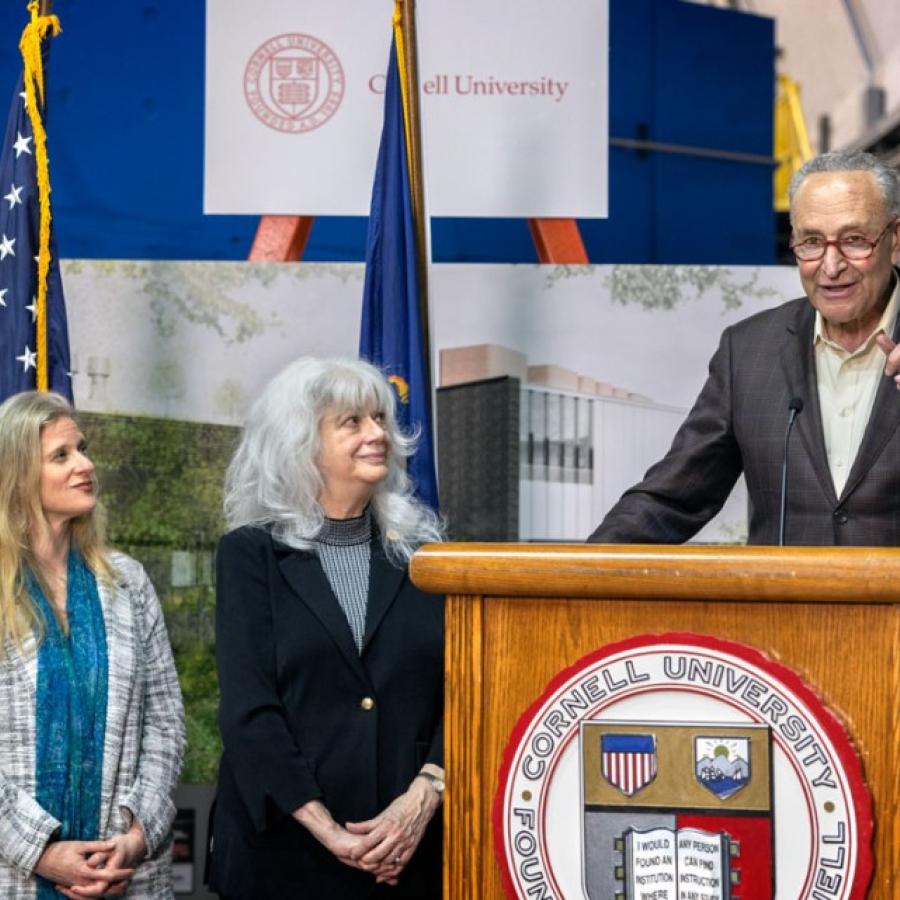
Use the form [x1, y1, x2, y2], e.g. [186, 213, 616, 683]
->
[27, 1, 52, 20]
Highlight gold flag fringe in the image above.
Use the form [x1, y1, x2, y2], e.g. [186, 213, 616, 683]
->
[19, 1, 61, 392]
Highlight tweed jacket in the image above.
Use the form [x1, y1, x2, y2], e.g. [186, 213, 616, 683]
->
[589, 295, 900, 545]
[0, 551, 186, 899]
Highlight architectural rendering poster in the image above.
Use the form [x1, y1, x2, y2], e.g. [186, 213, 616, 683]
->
[63, 260, 800, 779]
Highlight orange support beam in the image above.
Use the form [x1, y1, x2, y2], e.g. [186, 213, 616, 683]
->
[248, 215, 588, 264]
[528, 218, 589, 263]
[248, 215, 315, 261]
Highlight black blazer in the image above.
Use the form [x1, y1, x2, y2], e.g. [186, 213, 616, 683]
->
[589, 294, 900, 545]
[207, 526, 443, 899]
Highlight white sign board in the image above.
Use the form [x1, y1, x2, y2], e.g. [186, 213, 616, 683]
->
[204, 0, 608, 217]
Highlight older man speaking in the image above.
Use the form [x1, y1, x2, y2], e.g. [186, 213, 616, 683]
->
[589, 150, 900, 546]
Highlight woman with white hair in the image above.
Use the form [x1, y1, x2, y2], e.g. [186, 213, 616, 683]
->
[208, 357, 445, 899]
[0, 391, 185, 899]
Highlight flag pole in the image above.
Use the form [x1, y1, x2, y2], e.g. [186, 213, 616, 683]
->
[396, 0, 432, 398]
[39, 0, 52, 14]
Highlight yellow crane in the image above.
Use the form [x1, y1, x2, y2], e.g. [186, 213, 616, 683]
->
[774, 74, 813, 211]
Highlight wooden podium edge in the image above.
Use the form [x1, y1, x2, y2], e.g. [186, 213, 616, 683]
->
[444, 593, 484, 898]
[411, 543, 900, 604]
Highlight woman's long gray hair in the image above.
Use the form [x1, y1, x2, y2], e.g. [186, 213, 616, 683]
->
[224, 357, 443, 564]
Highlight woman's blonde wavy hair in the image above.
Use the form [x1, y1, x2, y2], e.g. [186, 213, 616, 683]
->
[0, 391, 111, 651]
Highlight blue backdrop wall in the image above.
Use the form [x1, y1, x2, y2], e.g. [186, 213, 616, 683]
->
[0, 0, 774, 264]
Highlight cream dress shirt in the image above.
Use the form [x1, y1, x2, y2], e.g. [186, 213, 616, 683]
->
[814, 277, 900, 496]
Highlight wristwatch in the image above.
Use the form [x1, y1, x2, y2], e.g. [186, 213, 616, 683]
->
[418, 771, 446, 797]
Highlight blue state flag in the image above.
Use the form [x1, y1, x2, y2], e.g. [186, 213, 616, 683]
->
[0, 7, 72, 404]
[360, 31, 437, 509]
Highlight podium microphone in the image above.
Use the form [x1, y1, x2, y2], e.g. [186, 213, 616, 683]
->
[778, 397, 804, 546]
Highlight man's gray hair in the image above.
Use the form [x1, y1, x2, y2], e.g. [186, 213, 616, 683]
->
[789, 150, 900, 221]
[223, 356, 442, 565]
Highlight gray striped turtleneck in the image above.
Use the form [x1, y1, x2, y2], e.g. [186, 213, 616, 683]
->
[314, 508, 372, 653]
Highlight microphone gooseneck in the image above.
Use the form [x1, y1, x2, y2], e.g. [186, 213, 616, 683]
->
[778, 397, 804, 546]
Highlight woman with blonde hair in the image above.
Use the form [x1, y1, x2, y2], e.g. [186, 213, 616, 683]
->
[0, 390, 185, 899]
[208, 357, 445, 898]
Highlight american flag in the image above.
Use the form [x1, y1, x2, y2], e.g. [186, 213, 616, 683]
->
[601, 733, 658, 796]
[0, 8, 72, 404]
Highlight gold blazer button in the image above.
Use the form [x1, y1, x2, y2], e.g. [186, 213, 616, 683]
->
[360, 696, 376, 711]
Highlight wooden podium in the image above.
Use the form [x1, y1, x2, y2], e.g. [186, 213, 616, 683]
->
[410, 543, 900, 899]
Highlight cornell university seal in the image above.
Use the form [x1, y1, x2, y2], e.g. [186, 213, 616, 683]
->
[243, 33, 345, 133]
[495, 633, 873, 899]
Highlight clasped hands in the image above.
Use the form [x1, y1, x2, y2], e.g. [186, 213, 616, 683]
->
[35, 821, 147, 898]
[296, 775, 441, 886]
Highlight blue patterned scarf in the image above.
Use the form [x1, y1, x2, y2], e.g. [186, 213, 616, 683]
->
[29, 551, 108, 899]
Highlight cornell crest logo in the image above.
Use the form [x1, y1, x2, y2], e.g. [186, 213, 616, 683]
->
[244, 33, 345, 133]
[494, 634, 873, 899]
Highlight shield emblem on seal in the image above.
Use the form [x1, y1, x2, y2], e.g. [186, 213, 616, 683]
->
[601, 733, 657, 796]
[582, 721, 774, 900]
[695, 737, 751, 800]
[269, 52, 319, 118]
